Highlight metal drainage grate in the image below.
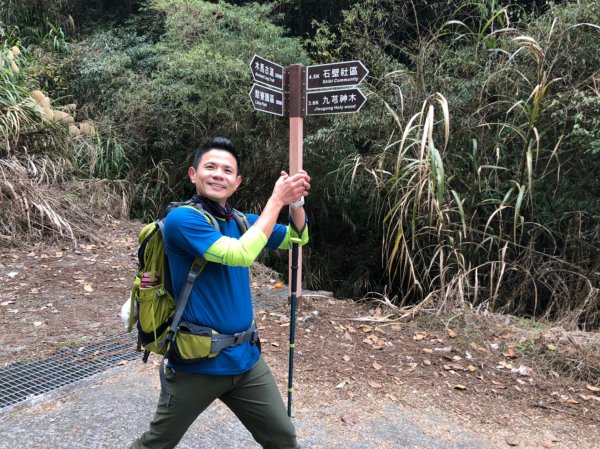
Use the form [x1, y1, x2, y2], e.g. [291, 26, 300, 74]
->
[0, 333, 141, 409]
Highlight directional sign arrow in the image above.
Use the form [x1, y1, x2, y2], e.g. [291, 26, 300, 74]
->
[250, 54, 284, 90]
[249, 84, 285, 116]
[306, 87, 367, 115]
[306, 60, 368, 90]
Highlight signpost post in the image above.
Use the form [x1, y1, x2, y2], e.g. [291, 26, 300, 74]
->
[249, 55, 368, 417]
[285, 63, 305, 310]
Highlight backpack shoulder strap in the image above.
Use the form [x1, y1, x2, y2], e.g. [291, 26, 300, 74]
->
[165, 257, 207, 341]
[179, 203, 220, 231]
[159, 256, 208, 402]
[157, 202, 213, 338]
[164, 200, 220, 231]
[166, 196, 248, 236]
[232, 209, 249, 235]
[180, 202, 247, 236]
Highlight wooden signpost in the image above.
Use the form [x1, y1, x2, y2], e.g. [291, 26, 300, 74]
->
[249, 54, 369, 297]
[249, 54, 368, 417]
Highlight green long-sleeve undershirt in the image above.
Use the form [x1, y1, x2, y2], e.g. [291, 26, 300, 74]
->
[202, 222, 309, 267]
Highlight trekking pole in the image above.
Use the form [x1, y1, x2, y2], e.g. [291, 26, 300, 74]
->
[287, 236, 302, 417]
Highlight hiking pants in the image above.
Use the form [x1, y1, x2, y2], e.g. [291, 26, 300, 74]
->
[129, 356, 300, 449]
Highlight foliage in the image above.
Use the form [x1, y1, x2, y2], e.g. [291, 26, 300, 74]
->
[0, 0, 75, 50]
[4, 0, 599, 330]
[1, 0, 72, 30]
[309, 0, 600, 328]
[0, 0, 146, 38]
[72, 0, 309, 220]
[0, 25, 131, 245]
[0, 55, 80, 244]
[271, 0, 360, 38]
[0, 43, 67, 158]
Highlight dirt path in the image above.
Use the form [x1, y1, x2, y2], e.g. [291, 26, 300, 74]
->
[0, 219, 598, 448]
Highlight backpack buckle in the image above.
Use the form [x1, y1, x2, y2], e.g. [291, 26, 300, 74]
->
[232, 326, 259, 346]
[232, 331, 245, 346]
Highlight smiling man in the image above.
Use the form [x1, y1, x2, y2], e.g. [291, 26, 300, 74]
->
[129, 137, 310, 449]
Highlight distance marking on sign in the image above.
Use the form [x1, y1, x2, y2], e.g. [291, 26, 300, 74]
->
[306, 87, 367, 115]
[306, 60, 368, 90]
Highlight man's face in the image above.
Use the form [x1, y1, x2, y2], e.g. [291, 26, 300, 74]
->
[188, 149, 241, 206]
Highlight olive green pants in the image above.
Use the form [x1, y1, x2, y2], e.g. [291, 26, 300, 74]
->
[129, 357, 300, 449]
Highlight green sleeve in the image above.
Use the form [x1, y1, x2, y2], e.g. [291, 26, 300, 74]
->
[277, 223, 309, 250]
[203, 226, 268, 267]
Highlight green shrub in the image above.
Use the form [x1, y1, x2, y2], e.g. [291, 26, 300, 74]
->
[72, 0, 309, 219]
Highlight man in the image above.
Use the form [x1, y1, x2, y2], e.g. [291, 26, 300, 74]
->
[130, 137, 310, 449]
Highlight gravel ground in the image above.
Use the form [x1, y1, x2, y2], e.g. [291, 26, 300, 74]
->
[0, 362, 488, 449]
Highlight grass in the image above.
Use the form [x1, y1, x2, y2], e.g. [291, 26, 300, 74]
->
[72, 133, 130, 180]
[344, 1, 600, 330]
[0, 43, 132, 246]
[517, 317, 548, 331]
[54, 337, 89, 351]
[0, 151, 129, 246]
[515, 338, 537, 356]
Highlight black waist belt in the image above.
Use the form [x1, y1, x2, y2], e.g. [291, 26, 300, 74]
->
[210, 323, 259, 353]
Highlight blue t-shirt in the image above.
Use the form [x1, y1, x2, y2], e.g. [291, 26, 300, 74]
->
[163, 206, 287, 375]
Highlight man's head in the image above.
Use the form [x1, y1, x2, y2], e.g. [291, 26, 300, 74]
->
[193, 137, 241, 174]
[188, 137, 242, 206]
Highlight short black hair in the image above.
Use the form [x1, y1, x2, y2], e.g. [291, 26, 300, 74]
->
[193, 137, 241, 174]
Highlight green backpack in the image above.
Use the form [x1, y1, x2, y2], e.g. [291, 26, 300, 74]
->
[127, 200, 249, 362]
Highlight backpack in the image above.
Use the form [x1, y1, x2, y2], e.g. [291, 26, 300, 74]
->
[126, 200, 249, 362]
